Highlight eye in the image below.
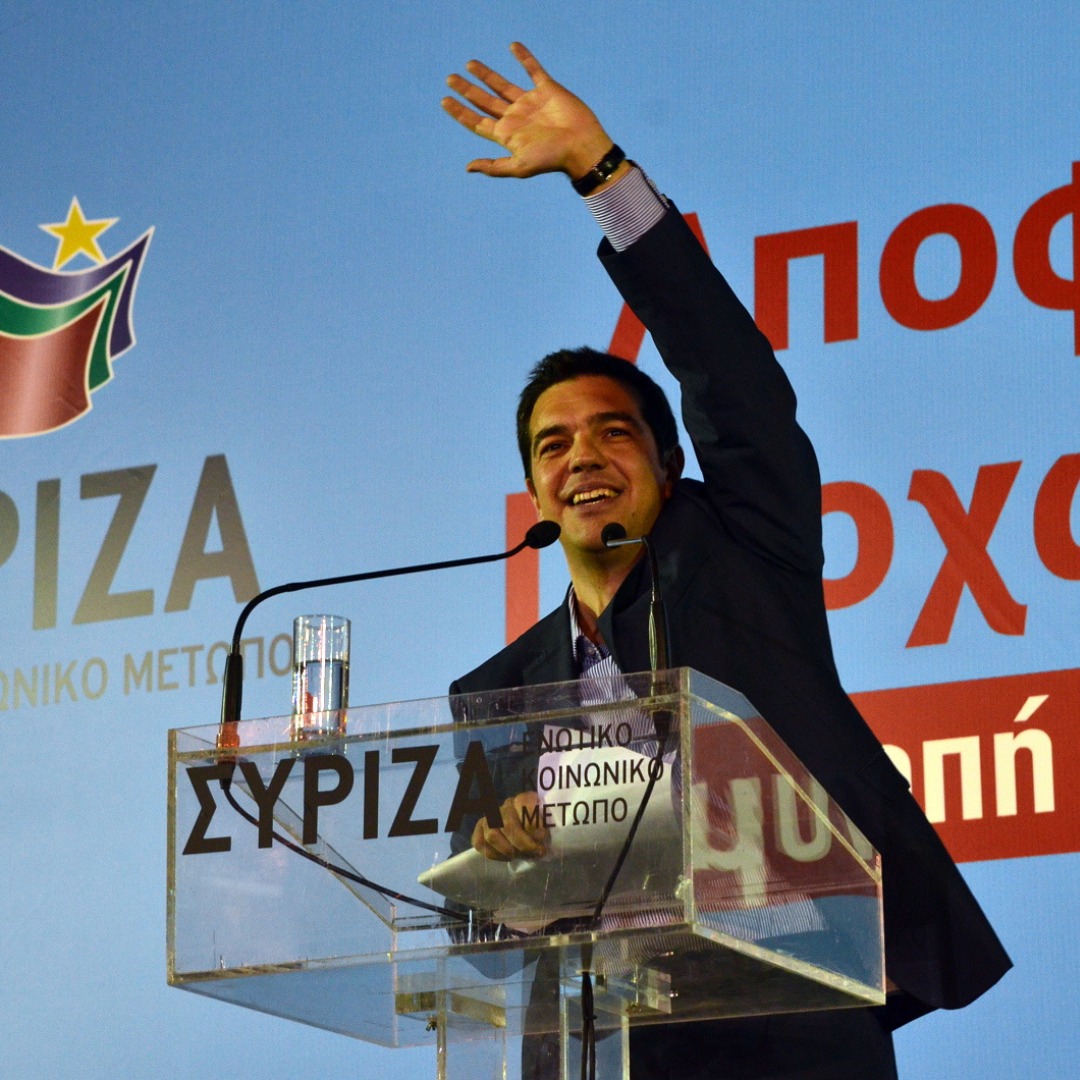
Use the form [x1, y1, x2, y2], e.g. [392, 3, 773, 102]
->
[537, 439, 564, 457]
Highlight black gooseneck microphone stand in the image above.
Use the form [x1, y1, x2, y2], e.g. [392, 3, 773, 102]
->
[210, 520, 562, 931]
[600, 522, 670, 673]
[217, 519, 561, 741]
[577, 521, 672, 1080]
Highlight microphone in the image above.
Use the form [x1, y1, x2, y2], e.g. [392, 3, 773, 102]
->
[217, 520, 561, 745]
[578, 523, 673, 1080]
[601, 522, 669, 671]
[209, 522, 560, 939]
[588, 524, 674, 899]
[599, 522, 627, 546]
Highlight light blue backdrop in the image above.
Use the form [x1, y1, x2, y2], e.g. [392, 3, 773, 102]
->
[1, 3, 1077, 1076]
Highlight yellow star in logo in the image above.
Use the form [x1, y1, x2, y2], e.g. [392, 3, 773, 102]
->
[39, 197, 119, 270]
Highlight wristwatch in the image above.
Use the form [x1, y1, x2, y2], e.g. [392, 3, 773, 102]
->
[571, 144, 627, 196]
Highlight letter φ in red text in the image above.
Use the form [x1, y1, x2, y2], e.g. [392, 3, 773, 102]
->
[1013, 162, 1080, 355]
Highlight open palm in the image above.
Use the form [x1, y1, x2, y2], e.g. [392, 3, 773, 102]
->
[442, 43, 613, 180]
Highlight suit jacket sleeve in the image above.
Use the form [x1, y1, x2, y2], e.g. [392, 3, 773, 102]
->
[598, 207, 1013, 1020]
[598, 207, 824, 578]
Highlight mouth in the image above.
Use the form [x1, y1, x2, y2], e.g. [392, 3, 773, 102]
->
[568, 486, 620, 507]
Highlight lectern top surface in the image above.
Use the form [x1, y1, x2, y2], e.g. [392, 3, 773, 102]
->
[173, 668, 756, 754]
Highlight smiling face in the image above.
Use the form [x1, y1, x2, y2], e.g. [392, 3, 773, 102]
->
[525, 375, 680, 562]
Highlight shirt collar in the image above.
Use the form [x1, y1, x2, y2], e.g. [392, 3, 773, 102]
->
[568, 586, 611, 667]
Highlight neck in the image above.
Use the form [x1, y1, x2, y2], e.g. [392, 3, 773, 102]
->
[566, 543, 644, 641]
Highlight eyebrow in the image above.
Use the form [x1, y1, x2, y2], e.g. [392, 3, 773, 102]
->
[531, 411, 644, 455]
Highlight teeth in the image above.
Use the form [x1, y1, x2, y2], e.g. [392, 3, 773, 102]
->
[571, 488, 617, 505]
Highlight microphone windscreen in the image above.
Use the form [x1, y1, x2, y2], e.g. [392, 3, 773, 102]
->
[525, 520, 561, 549]
[601, 522, 628, 545]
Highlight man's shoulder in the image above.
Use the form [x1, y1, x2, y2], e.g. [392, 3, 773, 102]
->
[450, 602, 571, 696]
[657, 477, 725, 549]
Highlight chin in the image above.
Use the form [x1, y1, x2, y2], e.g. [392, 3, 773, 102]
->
[562, 527, 608, 555]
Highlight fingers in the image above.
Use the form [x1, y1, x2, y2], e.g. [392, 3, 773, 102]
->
[466, 156, 523, 177]
[473, 819, 516, 861]
[509, 42, 549, 84]
[443, 43, 549, 124]
[444, 42, 544, 120]
[471, 814, 510, 860]
[499, 798, 546, 857]
[471, 795, 549, 860]
[447, 72, 510, 119]
[440, 97, 498, 140]
[464, 59, 524, 104]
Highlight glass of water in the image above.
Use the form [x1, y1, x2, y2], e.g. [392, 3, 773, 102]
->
[291, 614, 350, 740]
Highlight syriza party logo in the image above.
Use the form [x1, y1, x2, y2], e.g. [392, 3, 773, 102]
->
[0, 198, 152, 438]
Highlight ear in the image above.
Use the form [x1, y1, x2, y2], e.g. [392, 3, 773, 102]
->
[525, 477, 542, 516]
[663, 446, 685, 495]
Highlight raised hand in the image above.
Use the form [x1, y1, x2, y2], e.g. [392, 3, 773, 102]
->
[442, 42, 620, 183]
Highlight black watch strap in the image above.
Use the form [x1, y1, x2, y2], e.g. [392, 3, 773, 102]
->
[571, 144, 627, 196]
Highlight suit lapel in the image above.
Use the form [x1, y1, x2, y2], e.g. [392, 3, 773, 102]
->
[522, 600, 577, 686]
[599, 558, 651, 675]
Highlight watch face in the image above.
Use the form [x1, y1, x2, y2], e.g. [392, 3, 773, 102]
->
[574, 146, 624, 194]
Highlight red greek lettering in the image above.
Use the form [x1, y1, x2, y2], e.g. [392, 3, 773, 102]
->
[754, 222, 858, 350]
[1034, 453, 1080, 580]
[821, 482, 894, 609]
[907, 463, 1027, 646]
[505, 491, 539, 643]
[1013, 162, 1080, 354]
[880, 205, 996, 330]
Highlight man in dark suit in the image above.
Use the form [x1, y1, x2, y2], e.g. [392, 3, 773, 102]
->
[443, 43, 1010, 1079]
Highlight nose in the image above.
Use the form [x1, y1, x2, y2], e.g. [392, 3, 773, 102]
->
[568, 432, 606, 472]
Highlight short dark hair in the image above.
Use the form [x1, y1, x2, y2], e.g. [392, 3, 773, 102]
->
[516, 347, 679, 478]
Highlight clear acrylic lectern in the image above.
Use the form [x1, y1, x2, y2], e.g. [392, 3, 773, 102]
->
[168, 668, 884, 1079]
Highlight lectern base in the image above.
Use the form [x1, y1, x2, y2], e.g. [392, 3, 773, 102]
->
[434, 985, 631, 1080]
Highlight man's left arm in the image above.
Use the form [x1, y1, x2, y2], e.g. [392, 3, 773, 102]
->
[443, 44, 824, 576]
[599, 205, 826, 577]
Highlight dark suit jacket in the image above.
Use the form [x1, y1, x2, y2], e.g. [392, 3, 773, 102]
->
[452, 207, 1011, 1028]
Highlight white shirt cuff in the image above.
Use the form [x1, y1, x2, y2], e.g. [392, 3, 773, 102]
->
[584, 163, 669, 252]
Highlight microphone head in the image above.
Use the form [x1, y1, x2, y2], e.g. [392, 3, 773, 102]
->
[601, 522, 628, 546]
[525, 520, 561, 549]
